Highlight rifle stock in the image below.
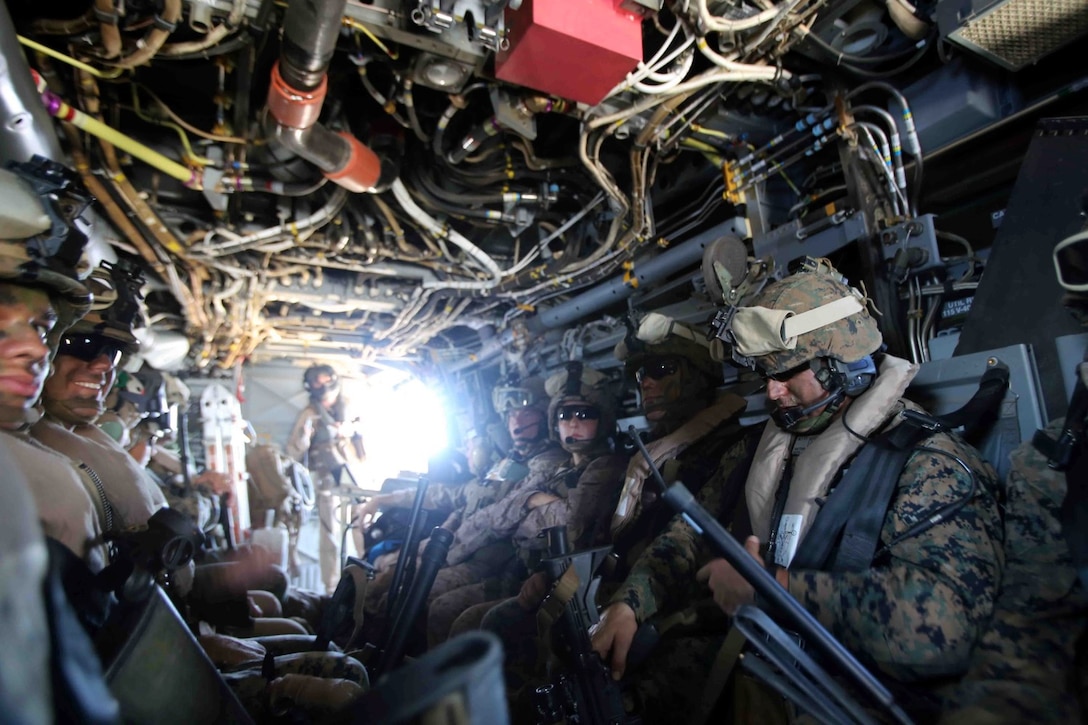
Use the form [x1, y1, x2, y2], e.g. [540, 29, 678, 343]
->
[534, 526, 639, 725]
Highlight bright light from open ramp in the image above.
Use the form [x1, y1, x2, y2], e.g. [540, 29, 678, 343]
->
[343, 372, 449, 489]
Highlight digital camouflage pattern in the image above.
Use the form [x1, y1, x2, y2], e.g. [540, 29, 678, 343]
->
[425, 448, 615, 645]
[744, 263, 882, 375]
[362, 443, 565, 619]
[940, 418, 1088, 722]
[612, 415, 1002, 715]
[786, 428, 1003, 686]
[611, 420, 752, 587]
[612, 434, 753, 622]
[222, 650, 367, 720]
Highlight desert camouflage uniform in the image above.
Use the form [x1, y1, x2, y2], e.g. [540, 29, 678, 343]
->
[940, 418, 1088, 722]
[3, 431, 109, 572]
[424, 446, 580, 644]
[0, 437, 56, 724]
[436, 452, 628, 645]
[221, 649, 368, 720]
[32, 416, 165, 529]
[362, 442, 565, 631]
[286, 402, 363, 593]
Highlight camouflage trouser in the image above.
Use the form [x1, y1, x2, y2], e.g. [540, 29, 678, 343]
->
[627, 633, 724, 724]
[317, 481, 343, 595]
[482, 597, 725, 725]
[448, 597, 504, 640]
[480, 596, 539, 702]
[222, 651, 368, 721]
[428, 582, 517, 647]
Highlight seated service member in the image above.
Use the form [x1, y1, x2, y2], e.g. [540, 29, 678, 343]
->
[593, 259, 1004, 719]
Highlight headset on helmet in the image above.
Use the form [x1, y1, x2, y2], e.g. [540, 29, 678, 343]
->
[545, 362, 615, 454]
[303, 364, 340, 399]
[709, 258, 882, 430]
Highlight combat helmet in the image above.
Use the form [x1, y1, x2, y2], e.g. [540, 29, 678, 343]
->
[721, 258, 882, 376]
[614, 312, 723, 385]
[303, 363, 340, 401]
[615, 313, 723, 429]
[61, 258, 145, 360]
[545, 361, 615, 454]
[710, 258, 882, 431]
[0, 158, 94, 345]
[492, 374, 549, 418]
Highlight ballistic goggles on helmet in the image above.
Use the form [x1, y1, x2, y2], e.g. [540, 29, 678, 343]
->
[1054, 230, 1088, 293]
[58, 332, 125, 366]
[708, 292, 865, 370]
[635, 356, 682, 384]
[556, 404, 600, 422]
[492, 385, 541, 413]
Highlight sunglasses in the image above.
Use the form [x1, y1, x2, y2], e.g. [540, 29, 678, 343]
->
[58, 334, 125, 366]
[635, 357, 681, 384]
[758, 361, 811, 383]
[556, 405, 600, 422]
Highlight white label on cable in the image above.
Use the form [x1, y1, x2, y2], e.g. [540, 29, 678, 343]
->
[774, 514, 803, 568]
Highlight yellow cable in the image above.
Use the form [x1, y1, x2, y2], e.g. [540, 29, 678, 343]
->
[17, 35, 124, 79]
[343, 18, 398, 59]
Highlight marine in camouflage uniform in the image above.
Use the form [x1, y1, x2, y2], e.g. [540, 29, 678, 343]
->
[939, 229, 1088, 722]
[358, 376, 565, 628]
[594, 260, 1004, 722]
[439, 362, 627, 650]
[286, 363, 366, 594]
[32, 261, 167, 534]
[476, 315, 748, 722]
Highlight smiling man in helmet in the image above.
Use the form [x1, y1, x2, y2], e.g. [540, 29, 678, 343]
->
[32, 260, 168, 535]
[0, 158, 119, 722]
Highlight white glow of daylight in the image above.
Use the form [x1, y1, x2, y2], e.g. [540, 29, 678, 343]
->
[342, 373, 448, 488]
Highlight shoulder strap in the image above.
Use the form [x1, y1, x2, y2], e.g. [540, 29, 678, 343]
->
[789, 424, 925, 572]
[793, 362, 1010, 573]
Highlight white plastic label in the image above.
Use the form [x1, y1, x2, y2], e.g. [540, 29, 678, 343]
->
[774, 514, 803, 568]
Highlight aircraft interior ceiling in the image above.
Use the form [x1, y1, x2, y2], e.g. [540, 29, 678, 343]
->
[2, 0, 1088, 386]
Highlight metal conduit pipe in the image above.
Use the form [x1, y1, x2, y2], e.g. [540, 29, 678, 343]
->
[521, 219, 724, 336]
[266, 0, 396, 193]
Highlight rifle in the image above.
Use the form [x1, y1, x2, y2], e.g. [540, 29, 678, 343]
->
[661, 482, 914, 725]
[533, 526, 640, 725]
[624, 426, 912, 725]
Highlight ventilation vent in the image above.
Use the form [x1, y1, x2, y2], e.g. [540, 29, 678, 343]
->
[947, 0, 1088, 70]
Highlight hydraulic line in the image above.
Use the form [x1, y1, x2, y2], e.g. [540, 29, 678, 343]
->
[32, 70, 201, 188]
